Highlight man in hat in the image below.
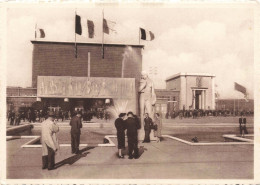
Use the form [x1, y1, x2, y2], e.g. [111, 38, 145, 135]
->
[41, 111, 59, 170]
[125, 111, 140, 159]
[70, 112, 82, 154]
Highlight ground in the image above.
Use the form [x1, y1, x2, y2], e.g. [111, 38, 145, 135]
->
[5, 116, 254, 179]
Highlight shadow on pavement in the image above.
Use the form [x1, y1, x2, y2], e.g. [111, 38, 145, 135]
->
[121, 146, 147, 158]
[55, 146, 95, 169]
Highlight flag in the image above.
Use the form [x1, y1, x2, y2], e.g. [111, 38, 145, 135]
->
[75, 14, 82, 35]
[87, 20, 95, 38]
[140, 28, 155, 41]
[35, 28, 45, 38]
[103, 18, 116, 34]
[77, 16, 95, 38]
[234, 82, 247, 95]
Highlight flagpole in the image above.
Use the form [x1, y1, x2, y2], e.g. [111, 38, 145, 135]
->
[233, 98, 235, 116]
[35, 23, 37, 40]
[75, 9, 77, 59]
[139, 27, 140, 45]
[102, 9, 104, 59]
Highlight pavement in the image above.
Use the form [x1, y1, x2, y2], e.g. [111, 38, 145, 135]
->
[5, 116, 254, 179]
[6, 135, 253, 179]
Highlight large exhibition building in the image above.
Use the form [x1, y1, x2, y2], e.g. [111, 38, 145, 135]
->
[7, 40, 252, 119]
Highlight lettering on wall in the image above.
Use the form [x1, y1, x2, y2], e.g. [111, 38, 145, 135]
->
[37, 76, 135, 98]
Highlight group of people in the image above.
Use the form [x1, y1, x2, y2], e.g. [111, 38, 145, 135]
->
[114, 112, 162, 159]
[166, 109, 254, 120]
[41, 111, 83, 170]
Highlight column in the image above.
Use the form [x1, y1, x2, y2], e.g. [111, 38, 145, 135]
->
[212, 77, 216, 109]
[199, 93, 201, 109]
[192, 90, 195, 109]
[201, 90, 205, 110]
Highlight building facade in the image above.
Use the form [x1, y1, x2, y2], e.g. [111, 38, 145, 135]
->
[166, 73, 216, 110]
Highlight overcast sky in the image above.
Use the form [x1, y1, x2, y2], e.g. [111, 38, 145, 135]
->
[6, 3, 254, 99]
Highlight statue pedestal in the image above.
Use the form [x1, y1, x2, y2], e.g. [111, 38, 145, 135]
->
[138, 129, 157, 141]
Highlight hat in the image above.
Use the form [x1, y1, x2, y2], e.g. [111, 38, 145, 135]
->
[127, 111, 134, 116]
[118, 113, 126, 118]
[48, 111, 55, 117]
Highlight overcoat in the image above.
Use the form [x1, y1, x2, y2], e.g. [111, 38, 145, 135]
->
[41, 119, 59, 156]
[114, 118, 126, 149]
[70, 115, 82, 134]
[125, 117, 140, 142]
[154, 117, 162, 137]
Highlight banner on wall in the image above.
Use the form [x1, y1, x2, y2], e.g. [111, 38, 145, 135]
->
[37, 76, 136, 99]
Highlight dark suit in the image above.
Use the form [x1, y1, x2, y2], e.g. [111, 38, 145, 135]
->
[115, 118, 126, 149]
[143, 117, 153, 142]
[125, 117, 140, 158]
[239, 117, 248, 134]
[70, 115, 82, 153]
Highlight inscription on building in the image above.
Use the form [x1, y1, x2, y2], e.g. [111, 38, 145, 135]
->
[37, 76, 135, 98]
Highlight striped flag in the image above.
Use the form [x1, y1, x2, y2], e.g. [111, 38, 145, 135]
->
[234, 82, 247, 95]
[140, 28, 155, 41]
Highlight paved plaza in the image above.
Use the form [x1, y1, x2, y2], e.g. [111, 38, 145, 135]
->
[6, 117, 254, 179]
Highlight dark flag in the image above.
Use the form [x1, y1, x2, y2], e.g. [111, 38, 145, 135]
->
[87, 20, 94, 38]
[103, 18, 116, 34]
[140, 28, 146, 40]
[140, 28, 155, 41]
[35, 28, 45, 38]
[75, 15, 82, 35]
[234, 82, 247, 95]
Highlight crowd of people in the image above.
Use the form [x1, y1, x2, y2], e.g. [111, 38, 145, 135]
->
[166, 109, 254, 119]
[114, 112, 162, 159]
[7, 108, 111, 126]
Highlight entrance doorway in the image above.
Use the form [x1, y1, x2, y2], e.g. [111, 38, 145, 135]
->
[192, 89, 206, 110]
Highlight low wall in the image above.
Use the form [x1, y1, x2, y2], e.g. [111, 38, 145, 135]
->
[7, 124, 34, 136]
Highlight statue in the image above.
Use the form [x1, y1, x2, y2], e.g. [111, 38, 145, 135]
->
[139, 71, 156, 127]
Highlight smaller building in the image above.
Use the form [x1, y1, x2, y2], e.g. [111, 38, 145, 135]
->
[166, 73, 216, 110]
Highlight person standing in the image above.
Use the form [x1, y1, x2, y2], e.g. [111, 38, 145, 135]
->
[41, 112, 59, 170]
[114, 113, 127, 158]
[125, 112, 140, 159]
[143, 113, 153, 143]
[154, 113, 162, 142]
[239, 113, 248, 137]
[70, 112, 82, 154]
[10, 110, 15, 126]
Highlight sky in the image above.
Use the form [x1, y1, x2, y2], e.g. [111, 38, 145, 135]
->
[6, 3, 254, 99]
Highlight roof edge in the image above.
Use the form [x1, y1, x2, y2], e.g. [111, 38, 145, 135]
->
[31, 40, 144, 48]
[166, 72, 216, 81]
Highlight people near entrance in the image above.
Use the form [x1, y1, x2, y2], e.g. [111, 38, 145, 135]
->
[70, 112, 82, 154]
[15, 112, 21, 126]
[154, 113, 162, 143]
[143, 113, 153, 143]
[9, 110, 15, 125]
[114, 113, 127, 158]
[41, 111, 59, 170]
[125, 112, 140, 159]
[239, 113, 248, 137]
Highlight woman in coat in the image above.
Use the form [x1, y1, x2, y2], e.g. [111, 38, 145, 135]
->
[154, 113, 162, 142]
[114, 113, 126, 158]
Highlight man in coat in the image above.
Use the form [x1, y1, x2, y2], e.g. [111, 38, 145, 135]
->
[41, 112, 59, 170]
[70, 112, 82, 154]
[125, 112, 140, 159]
[143, 113, 153, 143]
